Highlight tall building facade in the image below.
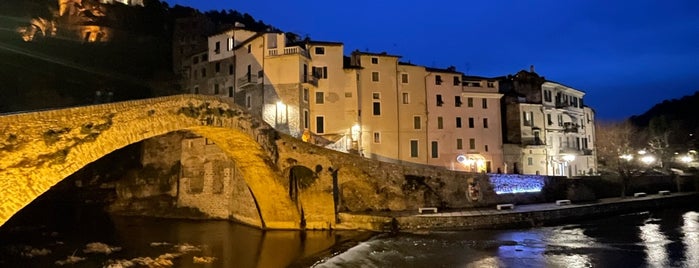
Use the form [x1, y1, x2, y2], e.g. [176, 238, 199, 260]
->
[176, 26, 595, 175]
[500, 68, 597, 176]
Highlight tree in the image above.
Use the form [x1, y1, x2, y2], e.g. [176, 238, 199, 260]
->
[595, 120, 643, 197]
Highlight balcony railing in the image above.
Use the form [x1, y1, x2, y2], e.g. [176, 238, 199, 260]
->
[237, 74, 259, 87]
[563, 122, 579, 133]
[267, 46, 310, 58]
[303, 75, 318, 87]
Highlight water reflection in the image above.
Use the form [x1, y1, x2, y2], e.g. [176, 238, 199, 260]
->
[0, 213, 369, 268]
[683, 211, 699, 267]
[639, 219, 671, 268]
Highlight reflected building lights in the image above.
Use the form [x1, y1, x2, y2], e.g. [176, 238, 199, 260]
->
[639, 221, 670, 268]
[682, 212, 699, 267]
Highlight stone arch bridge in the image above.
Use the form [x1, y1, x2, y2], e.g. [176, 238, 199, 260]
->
[0, 95, 489, 230]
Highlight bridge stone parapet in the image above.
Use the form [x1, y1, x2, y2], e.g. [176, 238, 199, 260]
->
[0, 94, 515, 230]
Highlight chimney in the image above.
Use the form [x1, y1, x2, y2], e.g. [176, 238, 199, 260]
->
[530, 65, 535, 73]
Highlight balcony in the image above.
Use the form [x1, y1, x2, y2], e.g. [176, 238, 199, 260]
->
[237, 74, 260, 88]
[267, 46, 310, 58]
[582, 149, 593, 155]
[563, 122, 579, 133]
[303, 75, 318, 87]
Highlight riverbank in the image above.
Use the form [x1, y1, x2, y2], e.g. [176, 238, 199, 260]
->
[337, 191, 699, 232]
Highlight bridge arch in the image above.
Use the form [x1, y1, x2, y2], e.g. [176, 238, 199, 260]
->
[0, 95, 300, 229]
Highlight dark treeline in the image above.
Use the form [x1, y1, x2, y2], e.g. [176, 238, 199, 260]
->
[0, 0, 277, 113]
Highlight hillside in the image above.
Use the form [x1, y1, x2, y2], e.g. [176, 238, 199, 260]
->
[0, 0, 278, 113]
[629, 90, 699, 150]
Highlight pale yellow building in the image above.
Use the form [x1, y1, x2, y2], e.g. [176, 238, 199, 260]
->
[397, 63, 429, 164]
[350, 51, 401, 162]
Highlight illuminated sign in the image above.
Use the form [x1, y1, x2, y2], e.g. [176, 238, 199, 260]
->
[489, 174, 545, 194]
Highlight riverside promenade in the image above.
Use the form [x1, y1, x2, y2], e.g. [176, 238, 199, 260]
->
[338, 191, 699, 232]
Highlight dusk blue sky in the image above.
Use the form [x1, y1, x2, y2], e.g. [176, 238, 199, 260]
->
[165, 0, 699, 120]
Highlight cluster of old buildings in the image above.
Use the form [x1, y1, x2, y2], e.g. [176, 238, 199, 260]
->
[174, 22, 597, 177]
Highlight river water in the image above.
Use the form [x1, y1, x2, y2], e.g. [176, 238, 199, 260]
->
[1, 200, 698, 268]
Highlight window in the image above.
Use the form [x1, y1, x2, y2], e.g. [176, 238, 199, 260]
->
[228, 86, 233, 97]
[193, 56, 199, 64]
[227, 37, 233, 51]
[410, 140, 419, 158]
[402, 92, 410, 104]
[373, 132, 381, 143]
[455, 96, 462, 107]
[483, 118, 488, 128]
[547, 114, 553, 125]
[401, 73, 409, 83]
[523, 111, 533, 126]
[528, 157, 533, 166]
[468, 117, 474, 128]
[487, 82, 494, 88]
[201, 67, 206, 77]
[229, 64, 233, 75]
[312, 66, 328, 79]
[247, 44, 251, 53]
[316, 116, 324, 134]
[214, 84, 219, 94]
[315, 47, 325, 55]
[214, 41, 220, 53]
[373, 92, 380, 99]
[469, 138, 476, 150]
[482, 99, 488, 109]
[303, 88, 309, 102]
[453, 76, 460, 86]
[201, 54, 207, 62]
[373, 101, 381, 115]
[437, 117, 443, 129]
[456, 117, 462, 128]
[435, 75, 442, 85]
[457, 138, 463, 150]
[485, 145, 489, 152]
[436, 94, 444, 106]
[193, 86, 199, 94]
[544, 90, 552, 102]
[467, 97, 474, 107]
[371, 57, 378, 64]
[215, 62, 220, 73]
[431, 141, 438, 158]
[558, 114, 563, 126]
[371, 71, 379, 82]
[303, 110, 309, 128]
[246, 94, 251, 108]
[316, 92, 324, 104]
[414, 116, 421, 129]
[345, 92, 352, 98]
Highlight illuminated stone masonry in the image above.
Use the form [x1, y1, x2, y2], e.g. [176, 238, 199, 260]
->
[0, 95, 572, 230]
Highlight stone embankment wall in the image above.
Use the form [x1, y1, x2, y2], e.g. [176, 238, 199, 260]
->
[339, 193, 699, 231]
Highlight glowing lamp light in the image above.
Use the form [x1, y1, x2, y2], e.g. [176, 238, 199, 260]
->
[638, 150, 647, 155]
[680, 155, 693, 163]
[641, 155, 655, 165]
[276, 101, 286, 110]
[350, 124, 360, 141]
[620, 154, 634, 161]
[562, 154, 576, 162]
